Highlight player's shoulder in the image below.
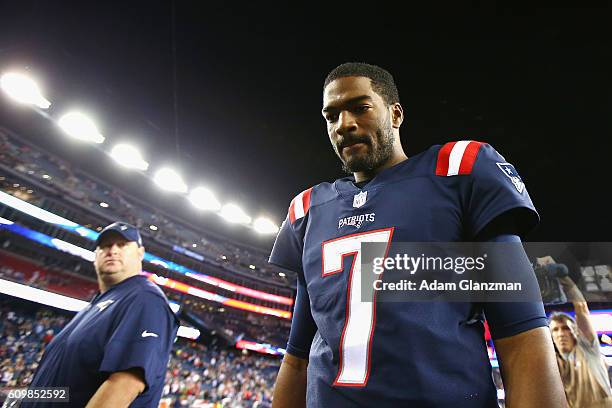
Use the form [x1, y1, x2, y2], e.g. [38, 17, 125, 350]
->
[286, 182, 335, 225]
[430, 140, 509, 177]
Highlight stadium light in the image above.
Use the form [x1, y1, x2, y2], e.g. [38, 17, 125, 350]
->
[253, 217, 279, 234]
[111, 143, 149, 171]
[188, 187, 221, 211]
[0, 72, 51, 109]
[220, 203, 251, 224]
[153, 167, 188, 193]
[58, 112, 105, 143]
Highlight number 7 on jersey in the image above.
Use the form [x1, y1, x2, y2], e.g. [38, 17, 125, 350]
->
[322, 228, 394, 387]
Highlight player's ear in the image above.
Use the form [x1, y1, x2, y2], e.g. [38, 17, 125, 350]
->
[390, 103, 403, 129]
[138, 246, 145, 260]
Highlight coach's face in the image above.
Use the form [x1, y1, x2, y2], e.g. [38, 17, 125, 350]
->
[322, 76, 400, 175]
[550, 320, 577, 354]
[94, 233, 144, 288]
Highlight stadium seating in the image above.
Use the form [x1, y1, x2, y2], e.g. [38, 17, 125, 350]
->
[0, 250, 98, 300]
[0, 297, 277, 407]
[0, 128, 295, 287]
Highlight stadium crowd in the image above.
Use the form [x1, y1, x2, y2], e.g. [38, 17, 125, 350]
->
[163, 341, 277, 407]
[0, 298, 278, 407]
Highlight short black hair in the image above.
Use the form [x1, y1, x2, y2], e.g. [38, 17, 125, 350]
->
[324, 62, 400, 105]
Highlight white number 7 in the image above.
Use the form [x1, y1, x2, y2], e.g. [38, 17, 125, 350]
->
[322, 227, 394, 387]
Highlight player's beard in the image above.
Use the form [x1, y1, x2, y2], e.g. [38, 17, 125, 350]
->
[338, 114, 395, 175]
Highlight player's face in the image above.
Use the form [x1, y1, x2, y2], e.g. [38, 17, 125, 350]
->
[323, 76, 395, 174]
[94, 233, 144, 286]
[550, 320, 576, 353]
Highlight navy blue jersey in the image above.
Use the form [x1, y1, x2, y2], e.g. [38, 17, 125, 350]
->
[23, 275, 179, 408]
[270, 141, 547, 407]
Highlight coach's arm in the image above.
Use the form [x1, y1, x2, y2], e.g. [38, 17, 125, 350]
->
[495, 327, 567, 408]
[85, 368, 145, 408]
[273, 352, 308, 408]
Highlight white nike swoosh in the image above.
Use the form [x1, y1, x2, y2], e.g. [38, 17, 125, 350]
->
[141, 330, 159, 338]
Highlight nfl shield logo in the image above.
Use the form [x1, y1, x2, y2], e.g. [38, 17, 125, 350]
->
[353, 191, 367, 208]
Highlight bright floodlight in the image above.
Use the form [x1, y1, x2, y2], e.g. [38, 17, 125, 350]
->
[253, 217, 279, 234]
[0, 72, 51, 109]
[220, 203, 251, 224]
[111, 143, 149, 171]
[189, 187, 221, 211]
[58, 112, 105, 143]
[154, 168, 188, 193]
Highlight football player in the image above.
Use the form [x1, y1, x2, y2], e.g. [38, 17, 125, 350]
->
[269, 63, 567, 407]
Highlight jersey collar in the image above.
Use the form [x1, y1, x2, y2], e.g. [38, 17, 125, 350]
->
[91, 274, 146, 303]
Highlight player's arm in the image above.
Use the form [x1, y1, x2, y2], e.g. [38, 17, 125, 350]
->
[85, 368, 145, 408]
[273, 353, 309, 408]
[495, 327, 567, 408]
[482, 233, 567, 408]
[272, 273, 316, 408]
[269, 198, 315, 408]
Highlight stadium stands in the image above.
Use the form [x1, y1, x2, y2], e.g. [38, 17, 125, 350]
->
[0, 127, 296, 288]
[0, 297, 278, 407]
[1, 125, 298, 348]
[0, 249, 98, 300]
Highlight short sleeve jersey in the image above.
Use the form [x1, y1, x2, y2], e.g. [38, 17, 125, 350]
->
[270, 141, 545, 407]
[23, 275, 179, 408]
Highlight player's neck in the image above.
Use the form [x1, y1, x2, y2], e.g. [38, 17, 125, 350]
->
[353, 151, 408, 183]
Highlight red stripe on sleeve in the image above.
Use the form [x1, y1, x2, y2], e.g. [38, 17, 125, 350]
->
[458, 141, 484, 175]
[288, 198, 296, 224]
[302, 188, 312, 215]
[435, 141, 456, 176]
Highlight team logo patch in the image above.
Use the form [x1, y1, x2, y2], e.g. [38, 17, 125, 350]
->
[496, 162, 525, 193]
[353, 191, 367, 208]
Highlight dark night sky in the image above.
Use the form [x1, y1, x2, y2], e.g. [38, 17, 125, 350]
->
[1, 2, 610, 248]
